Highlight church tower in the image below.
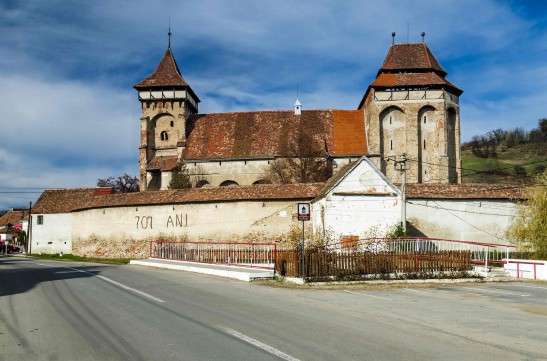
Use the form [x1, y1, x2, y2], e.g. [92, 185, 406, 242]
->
[134, 34, 200, 190]
[359, 35, 463, 184]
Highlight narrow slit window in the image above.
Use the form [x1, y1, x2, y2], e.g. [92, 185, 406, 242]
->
[389, 116, 392, 125]
[424, 115, 427, 124]
[424, 139, 426, 150]
[390, 139, 393, 150]
[170, 120, 174, 127]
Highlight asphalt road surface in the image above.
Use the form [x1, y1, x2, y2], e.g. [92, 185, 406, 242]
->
[1, 256, 546, 361]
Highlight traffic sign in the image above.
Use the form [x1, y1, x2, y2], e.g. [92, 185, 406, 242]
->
[298, 203, 310, 221]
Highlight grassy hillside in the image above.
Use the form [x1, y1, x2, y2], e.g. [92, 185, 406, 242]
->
[461, 142, 547, 184]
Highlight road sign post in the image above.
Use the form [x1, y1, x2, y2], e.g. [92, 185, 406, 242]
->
[298, 203, 311, 278]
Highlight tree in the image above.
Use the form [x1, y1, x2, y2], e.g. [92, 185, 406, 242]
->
[97, 173, 139, 193]
[505, 171, 547, 259]
[266, 131, 330, 184]
[539, 118, 547, 140]
[168, 161, 192, 189]
[18, 230, 26, 248]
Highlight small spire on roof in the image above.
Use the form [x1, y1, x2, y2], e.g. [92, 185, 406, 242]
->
[294, 84, 302, 115]
[392, 32, 396, 45]
[294, 98, 302, 115]
[421, 32, 425, 43]
[168, 19, 172, 49]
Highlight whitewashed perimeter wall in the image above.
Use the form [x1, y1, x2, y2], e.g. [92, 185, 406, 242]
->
[72, 200, 301, 242]
[312, 157, 402, 239]
[314, 195, 401, 239]
[407, 199, 518, 244]
[30, 214, 72, 254]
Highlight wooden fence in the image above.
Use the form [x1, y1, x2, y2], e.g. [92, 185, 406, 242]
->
[275, 249, 471, 278]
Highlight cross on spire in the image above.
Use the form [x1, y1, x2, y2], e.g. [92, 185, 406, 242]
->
[168, 20, 172, 49]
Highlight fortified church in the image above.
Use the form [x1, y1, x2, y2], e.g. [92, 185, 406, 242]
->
[135, 33, 462, 190]
[25, 33, 522, 258]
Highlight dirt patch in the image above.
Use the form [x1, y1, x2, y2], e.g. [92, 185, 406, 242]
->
[521, 306, 547, 317]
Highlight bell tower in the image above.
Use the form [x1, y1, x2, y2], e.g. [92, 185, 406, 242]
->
[359, 33, 463, 184]
[134, 31, 200, 191]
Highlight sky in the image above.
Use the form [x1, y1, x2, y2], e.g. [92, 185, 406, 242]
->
[1, 0, 546, 209]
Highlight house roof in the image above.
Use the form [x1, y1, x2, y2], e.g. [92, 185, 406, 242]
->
[74, 183, 322, 211]
[380, 43, 447, 76]
[147, 155, 179, 172]
[0, 227, 20, 235]
[0, 209, 29, 226]
[405, 184, 525, 200]
[33, 188, 113, 214]
[183, 110, 366, 161]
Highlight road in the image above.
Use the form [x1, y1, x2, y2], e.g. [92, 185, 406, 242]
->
[1, 256, 546, 361]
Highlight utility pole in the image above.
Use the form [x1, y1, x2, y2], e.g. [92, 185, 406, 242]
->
[393, 154, 408, 233]
[26, 201, 32, 256]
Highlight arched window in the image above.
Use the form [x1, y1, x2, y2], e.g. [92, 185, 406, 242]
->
[160, 131, 168, 141]
[219, 180, 239, 187]
[195, 180, 210, 188]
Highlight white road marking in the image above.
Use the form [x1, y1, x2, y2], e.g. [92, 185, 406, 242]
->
[511, 284, 547, 290]
[223, 328, 300, 361]
[343, 290, 392, 300]
[403, 288, 428, 294]
[462, 287, 530, 297]
[36, 262, 165, 303]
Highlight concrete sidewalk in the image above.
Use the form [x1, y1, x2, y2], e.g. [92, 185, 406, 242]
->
[130, 258, 275, 282]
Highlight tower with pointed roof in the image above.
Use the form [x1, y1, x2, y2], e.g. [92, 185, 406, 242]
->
[359, 38, 463, 184]
[134, 34, 200, 190]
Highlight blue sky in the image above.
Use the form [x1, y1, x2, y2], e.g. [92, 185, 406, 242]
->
[1, 0, 546, 209]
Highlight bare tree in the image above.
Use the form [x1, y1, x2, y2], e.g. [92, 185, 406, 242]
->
[266, 130, 330, 184]
[97, 173, 139, 193]
[190, 164, 211, 188]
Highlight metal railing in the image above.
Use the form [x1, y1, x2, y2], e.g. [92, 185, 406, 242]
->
[150, 241, 277, 270]
[332, 237, 517, 274]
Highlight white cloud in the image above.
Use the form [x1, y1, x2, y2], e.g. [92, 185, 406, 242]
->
[0, 0, 545, 208]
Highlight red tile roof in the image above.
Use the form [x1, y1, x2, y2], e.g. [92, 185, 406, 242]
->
[33, 188, 113, 214]
[134, 48, 188, 89]
[380, 43, 446, 76]
[405, 184, 525, 200]
[370, 73, 462, 95]
[147, 155, 178, 172]
[0, 209, 29, 226]
[332, 110, 367, 155]
[74, 183, 322, 211]
[359, 43, 463, 108]
[183, 110, 366, 160]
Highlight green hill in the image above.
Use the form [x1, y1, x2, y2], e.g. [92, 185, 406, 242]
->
[461, 141, 547, 184]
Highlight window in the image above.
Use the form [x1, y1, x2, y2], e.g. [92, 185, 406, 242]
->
[389, 116, 392, 124]
[424, 139, 426, 150]
[170, 121, 174, 127]
[424, 115, 427, 124]
[390, 139, 393, 150]
[160, 131, 168, 141]
[37, 215, 43, 225]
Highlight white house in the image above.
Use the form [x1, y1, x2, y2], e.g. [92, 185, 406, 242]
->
[29, 188, 113, 254]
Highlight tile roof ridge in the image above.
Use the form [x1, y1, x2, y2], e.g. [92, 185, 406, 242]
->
[194, 109, 341, 117]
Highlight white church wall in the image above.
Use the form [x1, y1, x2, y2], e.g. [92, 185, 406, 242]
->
[406, 199, 518, 244]
[30, 213, 72, 254]
[187, 159, 272, 186]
